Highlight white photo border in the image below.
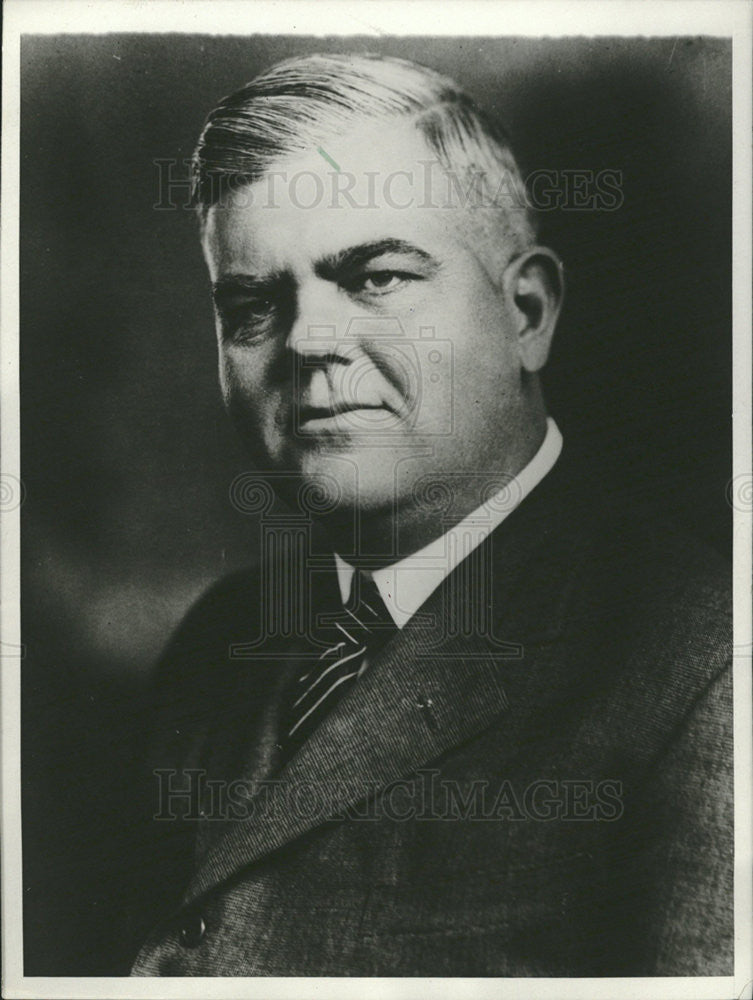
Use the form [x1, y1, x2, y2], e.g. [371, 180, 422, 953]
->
[2, 3, 750, 999]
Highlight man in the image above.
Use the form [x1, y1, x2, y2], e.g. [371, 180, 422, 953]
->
[130, 53, 732, 976]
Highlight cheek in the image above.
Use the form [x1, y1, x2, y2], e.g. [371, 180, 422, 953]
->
[218, 351, 234, 408]
[455, 282, 519, 375]
[439, 293, 521, 432]
[423, 260, 511, 342]
[219, 348, 268, 412]
[219, 351, 287, 465]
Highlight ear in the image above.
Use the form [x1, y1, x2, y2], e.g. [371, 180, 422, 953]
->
[502, 247, 564, 373]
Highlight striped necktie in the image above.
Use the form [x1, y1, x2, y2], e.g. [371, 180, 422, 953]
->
[279, 569, 397, 765]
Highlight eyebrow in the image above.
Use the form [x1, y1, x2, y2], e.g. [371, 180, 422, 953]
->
[315, 238, 439, 278]
[212, 272, 287, 304]
[212, 238, 440, 302]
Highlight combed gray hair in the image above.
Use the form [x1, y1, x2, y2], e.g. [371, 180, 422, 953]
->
[192, 52, 536, 248]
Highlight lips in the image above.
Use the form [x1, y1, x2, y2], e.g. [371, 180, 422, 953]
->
[295, 401, 397, 433]
[298, 401, 385, 421]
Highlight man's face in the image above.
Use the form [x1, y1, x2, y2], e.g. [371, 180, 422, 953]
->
[202, 121, 530, 518]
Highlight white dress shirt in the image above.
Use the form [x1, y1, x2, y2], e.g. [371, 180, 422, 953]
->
[335, 417, 563, 629]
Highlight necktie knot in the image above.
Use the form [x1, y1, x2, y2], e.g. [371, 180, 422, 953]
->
[341, 568, 396, 654]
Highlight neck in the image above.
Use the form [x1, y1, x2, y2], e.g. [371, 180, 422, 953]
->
[319, 414, 549, 568]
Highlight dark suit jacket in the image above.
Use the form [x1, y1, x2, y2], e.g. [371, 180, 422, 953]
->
[129, 457, 733, 976]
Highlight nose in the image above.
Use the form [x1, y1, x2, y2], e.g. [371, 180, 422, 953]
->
[284, 278, 351, 362]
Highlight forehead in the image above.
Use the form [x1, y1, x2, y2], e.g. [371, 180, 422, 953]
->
[201, 120, 483, 275]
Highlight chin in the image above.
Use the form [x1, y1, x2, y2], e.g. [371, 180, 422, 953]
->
[293, 447, 401, 519]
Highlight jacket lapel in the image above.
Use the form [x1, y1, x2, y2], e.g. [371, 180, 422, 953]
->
[183, 456, 582, 907]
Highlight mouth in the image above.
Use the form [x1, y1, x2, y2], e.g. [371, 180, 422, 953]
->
[295, 402, 396, 433]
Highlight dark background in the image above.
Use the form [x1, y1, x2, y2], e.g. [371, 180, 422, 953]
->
[21, 35, 731, 974]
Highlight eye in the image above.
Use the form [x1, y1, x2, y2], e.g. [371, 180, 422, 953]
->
[365, 272, 402, 290]
[219, 299, 279, 344]
[225, 299, 276, 324]
[348, 271, 412, 295]
[243, 298, 275, 316]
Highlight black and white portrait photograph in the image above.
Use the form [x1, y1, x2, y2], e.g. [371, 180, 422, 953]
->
[1, 1, 751, 998]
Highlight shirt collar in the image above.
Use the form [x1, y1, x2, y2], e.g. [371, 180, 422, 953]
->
[335, 417, 563, 628]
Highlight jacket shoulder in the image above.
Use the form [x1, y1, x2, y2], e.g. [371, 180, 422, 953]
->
[565, 514, 732, 766]
[150, 567, 265, 703]
[506, 459, 732, 763]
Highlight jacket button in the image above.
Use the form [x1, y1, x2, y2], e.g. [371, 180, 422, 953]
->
[179, 912, 206, 948]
